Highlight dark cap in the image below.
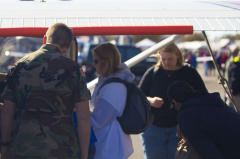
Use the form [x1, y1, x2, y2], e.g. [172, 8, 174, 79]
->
[167, 81, 195, 103]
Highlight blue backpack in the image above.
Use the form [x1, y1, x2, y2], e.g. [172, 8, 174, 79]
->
[98, 77, 154, 134]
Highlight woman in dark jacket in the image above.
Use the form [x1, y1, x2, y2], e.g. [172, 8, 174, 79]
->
[139, 43, 208, 159]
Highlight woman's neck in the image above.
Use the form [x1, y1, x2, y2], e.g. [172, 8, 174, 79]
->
[164, 65, 182, 71]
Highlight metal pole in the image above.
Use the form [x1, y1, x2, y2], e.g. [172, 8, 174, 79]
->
[202, 31, 238, 112]
[87, 35, 180, 91]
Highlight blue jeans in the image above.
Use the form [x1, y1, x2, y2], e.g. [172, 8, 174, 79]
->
[141, 125, 180, 159]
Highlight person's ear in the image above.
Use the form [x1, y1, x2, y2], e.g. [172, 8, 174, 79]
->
[172, 99, 177, 105]
[173, 99, 182, 111]
[170, 99, 177, 109]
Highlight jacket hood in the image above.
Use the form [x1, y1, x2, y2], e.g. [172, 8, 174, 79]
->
[91, 63, 135, 104]
[180, 92, 226, 111]
[107, 63, 135, 82]
[96, 63, 135, 88]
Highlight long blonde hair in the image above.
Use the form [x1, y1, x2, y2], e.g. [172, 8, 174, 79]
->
[155, 43, 184, 67]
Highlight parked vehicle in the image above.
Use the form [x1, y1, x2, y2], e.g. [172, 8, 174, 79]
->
[0, 36, 42, 72]
[78, 37, 157, 83]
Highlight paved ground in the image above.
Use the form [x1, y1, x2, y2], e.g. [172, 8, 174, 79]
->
[129, 63, 226, 159]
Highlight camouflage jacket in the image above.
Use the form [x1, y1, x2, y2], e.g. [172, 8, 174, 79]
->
[2, 44, 91, 158]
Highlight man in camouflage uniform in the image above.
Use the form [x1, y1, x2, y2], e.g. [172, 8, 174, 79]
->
[1, 23, 91, 159]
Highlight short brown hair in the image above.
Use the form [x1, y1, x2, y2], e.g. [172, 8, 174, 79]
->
[156, 43, 184, 67]
[93, 43, 121, 77]
[46, 23, 73, 48]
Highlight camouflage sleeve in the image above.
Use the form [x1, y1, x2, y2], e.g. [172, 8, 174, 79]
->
[72, 64, 91, 103]
[1, 67, 16, 103]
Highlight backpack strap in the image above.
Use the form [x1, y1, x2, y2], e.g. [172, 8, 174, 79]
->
[151, 66, 159, 82]
[97, 77, 127, 95]
[152, 66, 159, 77]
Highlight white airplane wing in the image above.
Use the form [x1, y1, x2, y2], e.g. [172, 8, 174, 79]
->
[0, 0, 238, 92]
[0, 1, 239, 32]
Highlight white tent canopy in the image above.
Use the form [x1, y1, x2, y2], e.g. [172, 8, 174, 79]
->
[177, 38, 233, 52]
[136, 38, 157, 49]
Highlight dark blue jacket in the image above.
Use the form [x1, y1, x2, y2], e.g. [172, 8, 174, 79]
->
[178, 92, 240, 159]
[228, 61, 240, 95]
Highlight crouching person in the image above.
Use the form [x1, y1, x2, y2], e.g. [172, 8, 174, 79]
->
[167, 81, 240, 159]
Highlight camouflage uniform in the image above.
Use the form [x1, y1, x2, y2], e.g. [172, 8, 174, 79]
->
[2, 44, 91, 159]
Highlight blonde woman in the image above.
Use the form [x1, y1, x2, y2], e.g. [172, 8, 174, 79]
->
[90, 43, 134, 159]
[139, 43, 208, 159]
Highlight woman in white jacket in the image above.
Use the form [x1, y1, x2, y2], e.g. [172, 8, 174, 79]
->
[90, 43, 134, 159]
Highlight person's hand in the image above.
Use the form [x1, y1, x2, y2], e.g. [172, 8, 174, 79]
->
[147, 97, 164, 108]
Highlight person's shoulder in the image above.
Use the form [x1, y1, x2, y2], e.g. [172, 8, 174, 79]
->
[181, 64, 198, 72]
[101, 79, 126, 91]
[178, 105, 200, 124]
[178, 110, 196, 128]
[140, 65, 155, 78]
[146, 65, 156, 73]
[54, 54, 79, 68]
[228, 61, 240, 71]
[233, 61, 240, 67]
[16, 48, 47, 64]
[182, 63, 193, 69]
[148, 65, 164, 74]
[99, 81, 127, 102]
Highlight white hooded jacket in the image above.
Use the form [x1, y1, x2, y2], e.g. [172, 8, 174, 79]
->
[90, 63, 135, 159]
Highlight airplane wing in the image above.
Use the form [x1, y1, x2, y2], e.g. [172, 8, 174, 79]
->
[0, 0, 238, 92]
[0, 1, 239, 32]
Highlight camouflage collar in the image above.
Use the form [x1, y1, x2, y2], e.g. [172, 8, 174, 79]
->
[40, 44, 62, 54]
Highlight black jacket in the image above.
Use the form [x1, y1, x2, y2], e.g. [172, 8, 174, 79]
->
[179, 92, 240, 159]
[228, 61, 240, 95]
[139, 65, 207, 128]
